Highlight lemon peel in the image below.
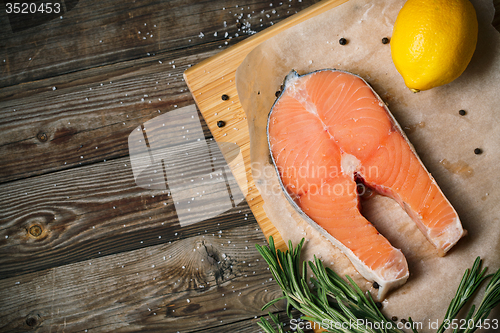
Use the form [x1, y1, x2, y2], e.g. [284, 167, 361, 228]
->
[390, 0, 478, 92]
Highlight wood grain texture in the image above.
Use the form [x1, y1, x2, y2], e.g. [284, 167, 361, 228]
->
[1, 0, 499, 332]
[0, 48, 211, 184]
[0, 0, 326, 331]
[0, 140, 257, 279]
[0, 0, 320, 88]
[0, 0, 322, 184]
[0, 224, 289, 332]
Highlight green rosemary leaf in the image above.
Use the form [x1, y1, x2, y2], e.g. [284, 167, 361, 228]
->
[257, 237, 500, 333]
[270, 236, 277, 252]
[436, 257, 490, 333]
[313, 256, 348, 301]
[460, 263, 500, 333]
[262, 296, 287, 312]
[258, 236, 406, 333]
[258, 313, 282, 333]
[270, 312, 281, 325]
[476, 265, 500, 315]
[408, 317, 420, 333]
[285, 299, 293, 319]
[257, 319, 275, 333]
[326, 267, 359, 301]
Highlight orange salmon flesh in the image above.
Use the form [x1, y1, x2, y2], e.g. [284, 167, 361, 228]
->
[267, 69, 465, 298]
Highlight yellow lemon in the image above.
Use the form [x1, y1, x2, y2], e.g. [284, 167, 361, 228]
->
[390, 0, 478, 92]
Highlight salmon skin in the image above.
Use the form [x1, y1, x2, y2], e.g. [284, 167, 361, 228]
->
[267, 69, 465, 299]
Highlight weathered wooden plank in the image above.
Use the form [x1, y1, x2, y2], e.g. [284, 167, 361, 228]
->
[0, 0, 320, 88]
[194, 310, 308, 333]
[0, 224, 288, 332]
[0, 46, 215, 184]
[0, 138, 254, 279]
[0, 0, 322, 183]
[194, 310, 309, 333]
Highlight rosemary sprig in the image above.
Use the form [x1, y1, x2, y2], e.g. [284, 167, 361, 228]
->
[256, 236, 404, 333]
[258, 312, 305, 333]
[454, 260, 500, 333]
[256, 237, 500, 333]
[435, 257, 489, 333]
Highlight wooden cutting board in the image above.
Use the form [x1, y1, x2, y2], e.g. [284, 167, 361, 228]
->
[184, 0, 348, 251]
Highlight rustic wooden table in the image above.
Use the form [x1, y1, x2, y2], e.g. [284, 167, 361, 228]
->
[1, 0, 499, 332]
[0, 0, 324, 332]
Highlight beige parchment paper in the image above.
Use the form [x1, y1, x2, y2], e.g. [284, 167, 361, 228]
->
[235, 0, 500, 328]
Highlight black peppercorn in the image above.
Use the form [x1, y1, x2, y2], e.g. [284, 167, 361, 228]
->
[474, 148, 482, 155]
[382, 37, 390, 44]
[275, 90, 281, 97]
[372, 281, 379, 289]
[459, 109, 467, 116]
[375, 302, 382, 309]
[221, 94, 229, 101]
[339, 38, 347, 45]
[217, 120, 225, 128]
[236, 22, 242, 29]
[392, 316, 398, 322]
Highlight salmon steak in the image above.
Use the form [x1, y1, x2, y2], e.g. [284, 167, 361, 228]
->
[267, 69, 465, 298]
